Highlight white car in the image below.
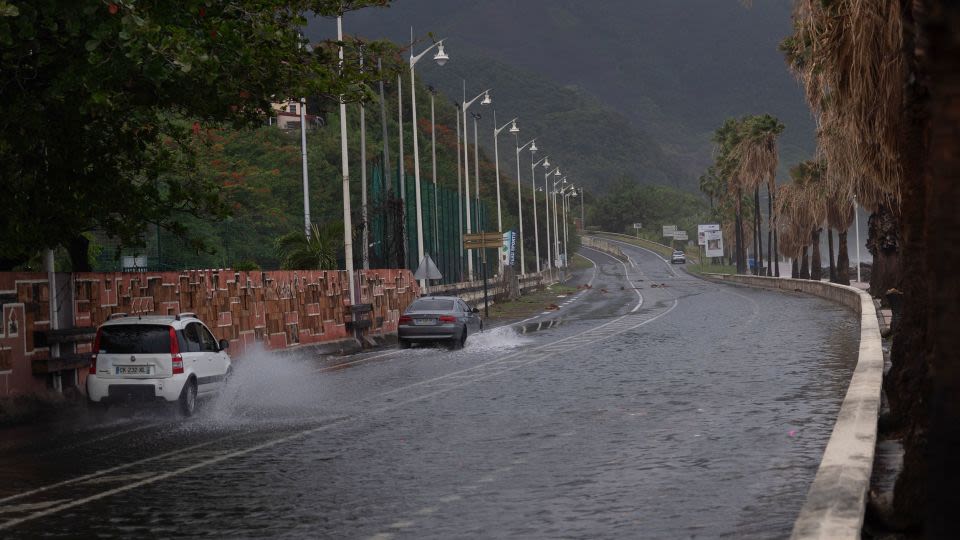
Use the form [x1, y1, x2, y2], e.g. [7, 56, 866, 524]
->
[671, 250, 686, 264]
[86, 313, 232, 416]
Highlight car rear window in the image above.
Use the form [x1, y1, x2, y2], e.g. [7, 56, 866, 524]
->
[98, 325, 171, 354]
[408, 299, 455, 311]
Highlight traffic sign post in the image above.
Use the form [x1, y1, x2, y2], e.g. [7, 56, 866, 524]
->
[463, 232, 503, 317]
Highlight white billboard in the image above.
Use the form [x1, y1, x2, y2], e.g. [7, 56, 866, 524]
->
[698, 223, 720, 246]
[704, 230, 724, 258]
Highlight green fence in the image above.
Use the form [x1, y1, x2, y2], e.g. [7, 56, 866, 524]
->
[369, 162, 494, 285]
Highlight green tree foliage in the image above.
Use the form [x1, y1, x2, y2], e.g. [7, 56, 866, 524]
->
[0, 0, 389, 270]
[588, 178, 708, 238]
[275, 222, 343, 270]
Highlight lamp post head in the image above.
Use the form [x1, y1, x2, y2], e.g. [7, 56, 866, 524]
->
[433, 42, 449, 66]
[530, 140, 538, 153]
[509, 120, 519, 134]
[543, 158, 550, 168]
[481, 91, 492, 105]
[555, 168, 562, 176]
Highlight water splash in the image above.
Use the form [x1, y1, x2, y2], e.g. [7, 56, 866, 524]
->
[459, 325, 531, 353]
[200, 344, 333, 427]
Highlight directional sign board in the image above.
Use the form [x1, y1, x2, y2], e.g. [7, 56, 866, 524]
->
[673, 230, 688, 241]
[662, 225, 677, 237]
[463, 232, 504, 249]
[633, 223, 643, 229]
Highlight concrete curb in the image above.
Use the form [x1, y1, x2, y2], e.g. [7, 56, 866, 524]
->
[701, 274, 882, 540]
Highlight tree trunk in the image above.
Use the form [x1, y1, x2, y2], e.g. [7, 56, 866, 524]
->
[836, 230, 850, 285]
[924, 3, 960, 527]
[799, 246, 810, 279]
[67, 235, 92, 272]
[827, 228, 837, 282]
[791, 257, 798, 279]
[754, 186, 763, 276]
[774, 230, 780, 277]
[735, 187, 746, 274]
[867, 203, 901, 297]
[767, 185, 773, 276]
[810, 228, 822, 281]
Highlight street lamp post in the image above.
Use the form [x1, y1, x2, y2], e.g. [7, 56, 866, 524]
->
[579, 187, 585, 230]
[429, 88, 439, 262]
[551, 174, 565, 271]
[545, 167, 562, 268]
[561, 184, 576, 268]
[299, 97, 310, 238]
[455, 102, 463, 280]
[397, 73, 406, 268]
[408, 30, 449, 289]
[493, 113, 518, 274]
[515, 138, 538, 274]
[461, 84, 492, 281]
[530, 156, 550, 274]
[359, 46, 369, 270]
[336, 15, 356, 304]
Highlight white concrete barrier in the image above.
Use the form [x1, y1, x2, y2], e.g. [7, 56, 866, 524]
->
[704, 274, 883, 539]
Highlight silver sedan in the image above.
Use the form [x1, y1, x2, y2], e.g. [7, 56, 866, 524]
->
[397, 296, 483, 349]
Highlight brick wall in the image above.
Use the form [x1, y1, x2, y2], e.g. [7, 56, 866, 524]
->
[0, 269, 419, 398]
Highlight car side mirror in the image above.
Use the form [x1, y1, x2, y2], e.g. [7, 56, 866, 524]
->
[472, 307, 480, 314]
[218, 339, 230, 350]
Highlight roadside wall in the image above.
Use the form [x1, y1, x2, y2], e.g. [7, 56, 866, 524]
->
[704, 273, 883, 540]
[0, 269, 418, 398]
[581, 236, 626, 260]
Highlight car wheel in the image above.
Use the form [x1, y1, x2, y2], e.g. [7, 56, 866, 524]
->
[178, 379, 197, 417]
[398, 338, 411, 349]
[449, 328, 467, 350]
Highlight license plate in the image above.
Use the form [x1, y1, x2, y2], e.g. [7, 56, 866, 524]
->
[116, 365, 153, 375]
[414, 318, 437, 326]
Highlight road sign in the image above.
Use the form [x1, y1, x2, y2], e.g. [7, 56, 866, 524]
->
[414, 254, 443, 280]
[633, 223, 642, 229]
[662, 225, 677, 237]
[463, 232, 504, 249]
[500, 231, 517, 266]
[673, 230, 688, 241]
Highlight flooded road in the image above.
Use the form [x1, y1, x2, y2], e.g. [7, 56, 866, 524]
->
[0, 242, 858, 538]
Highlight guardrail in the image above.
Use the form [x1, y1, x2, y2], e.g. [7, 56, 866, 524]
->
[702, 273, 883, 539]
[427, 271, 556, 307]
[581, 236, 626, 260]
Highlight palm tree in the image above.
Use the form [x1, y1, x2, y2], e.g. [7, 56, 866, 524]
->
[825, 185, 855, 284]
[275, 222, 344, 270]
[733, 114, 784, 276]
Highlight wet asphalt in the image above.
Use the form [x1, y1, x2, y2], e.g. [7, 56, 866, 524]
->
[0, 242, 859, 539]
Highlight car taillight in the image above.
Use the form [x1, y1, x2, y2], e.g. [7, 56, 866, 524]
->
[439, 315, 456, 323]
[169, 326, 184, 374]
[399, 315, 412, 324]
[89, 329, 102, 375]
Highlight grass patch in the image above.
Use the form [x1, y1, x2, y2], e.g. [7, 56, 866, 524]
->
[486, 283, 580, 321]
[686, 263, 737, 275]
[569, 253, 594, 270]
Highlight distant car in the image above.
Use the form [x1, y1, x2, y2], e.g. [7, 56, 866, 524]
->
[86, 313, 232, 416]
[397, 296, 482, 350]
[671, 250, 686, 264]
